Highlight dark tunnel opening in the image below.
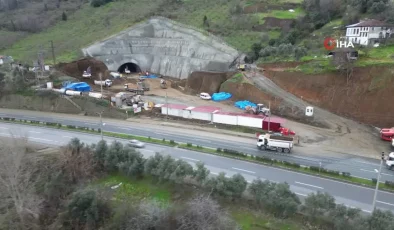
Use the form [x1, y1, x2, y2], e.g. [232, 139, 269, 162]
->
[118, 62, 141, 73]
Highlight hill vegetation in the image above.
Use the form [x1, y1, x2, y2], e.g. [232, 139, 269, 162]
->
[1, 137, 394, 230]
[0, 0, 394, 70]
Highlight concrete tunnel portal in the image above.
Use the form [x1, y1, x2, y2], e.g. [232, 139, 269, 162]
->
[118, 62, 141, 73]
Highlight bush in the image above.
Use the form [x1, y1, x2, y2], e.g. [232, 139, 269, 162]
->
[162, 138, 165, 142]
[342, 172, 351, 177]
[372, 178, 377, 184]
[187, 143, 192, 147]
[216, 148, 222, 152]
[385, 180, 394, 188]
[90, 0, 112, 7]
[170, 140, 175, 145]
[98, 128, 101, 133]
[67, 125, 76, 129]
[57, 123, 62, 128]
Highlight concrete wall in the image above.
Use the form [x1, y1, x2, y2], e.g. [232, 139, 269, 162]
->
[82, 17, 240, 79]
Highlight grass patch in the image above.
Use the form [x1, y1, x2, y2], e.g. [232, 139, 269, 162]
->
[225, 73, 251, 84]
[96, 174, 171, 202]
[256, 7, 304, 20]
[231, 208, 302, 230]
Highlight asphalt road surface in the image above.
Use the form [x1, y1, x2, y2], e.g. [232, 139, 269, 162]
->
[1, 122, 394, 214]
[0, 110, 392, 182]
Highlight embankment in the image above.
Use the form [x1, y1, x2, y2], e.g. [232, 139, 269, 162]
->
[264, 65, 394, 127]
[0, 92, 127, 119]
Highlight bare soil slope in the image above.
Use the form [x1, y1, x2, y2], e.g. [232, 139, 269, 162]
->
[264, 65, 394, 128]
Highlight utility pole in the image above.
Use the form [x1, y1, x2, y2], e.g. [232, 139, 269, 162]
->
[268, 101, 271, 133]
[99, 73, 103, 99]
[96, 111, 104, 140]
[166, 92, 168, 120]
[50, 40, 56, 65]
[372, 152, 385, 211]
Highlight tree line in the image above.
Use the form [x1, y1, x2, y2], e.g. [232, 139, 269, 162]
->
[1, 137, 394, 229]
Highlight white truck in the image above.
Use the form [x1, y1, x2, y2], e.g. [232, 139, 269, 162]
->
[386, 152, 394, 170]
[257, 134, 294, 153]
[94, 79, 112, 87]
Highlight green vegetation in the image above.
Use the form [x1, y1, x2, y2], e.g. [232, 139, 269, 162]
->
[225, 72, 251, 84]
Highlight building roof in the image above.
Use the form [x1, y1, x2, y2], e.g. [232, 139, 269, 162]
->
[161, 104, 189, 110]
[191, 106, 222, 113]
[346, 19, 392, 28]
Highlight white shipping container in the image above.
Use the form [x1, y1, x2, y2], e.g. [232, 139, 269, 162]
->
[168, 108, 183, 117]
[46, 82, 53, 89]
[65, 90, 82, 96]
[212, 114, 237, 125]
[182, 109, 192, 119]
[237, 116, 263, 128]
[88, 92, 103, 99]
[191, 111, 212, 121]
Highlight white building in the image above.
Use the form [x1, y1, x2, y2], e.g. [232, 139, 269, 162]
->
[345, 19, 393, 46]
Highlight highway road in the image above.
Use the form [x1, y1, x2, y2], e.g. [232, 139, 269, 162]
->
[0, 110, 392, 182]
[1, 122, 394, 214]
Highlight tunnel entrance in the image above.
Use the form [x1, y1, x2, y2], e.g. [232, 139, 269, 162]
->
[118, 62, 141, 73]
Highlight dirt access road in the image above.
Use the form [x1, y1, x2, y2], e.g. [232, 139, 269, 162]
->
[244, 71, 387, 159]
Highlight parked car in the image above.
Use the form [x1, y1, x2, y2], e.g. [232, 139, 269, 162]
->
[128, 139, 145, 148]
[200, 92, 211, 100]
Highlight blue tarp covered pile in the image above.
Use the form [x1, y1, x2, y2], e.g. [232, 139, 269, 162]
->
[235, 100, 257, 110]
[212, 92, 232, 101]
[140, 74, 158, 79]
[62, 82, 91, 92]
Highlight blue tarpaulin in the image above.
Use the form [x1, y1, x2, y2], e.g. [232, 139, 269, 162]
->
[62, 82, 91, 92]
[235, 100, 257, 110]
[140, 74, 158, 79]
[212, 92, 232, 101]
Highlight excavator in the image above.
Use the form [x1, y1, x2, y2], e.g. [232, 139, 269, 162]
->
[245, 104, 270, 116]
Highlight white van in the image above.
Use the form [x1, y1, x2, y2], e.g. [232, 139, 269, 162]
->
[200, 92, 211, 100]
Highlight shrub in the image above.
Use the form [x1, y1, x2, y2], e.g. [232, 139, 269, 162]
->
[216, 148, 222, 152]
[98, 128, 101, 133]
[187, 143, 192, 147]
[385, 181, 394, 188]
[67, 125, 76, 129]
[342, 172, 351, 177]
[170, 140, 175, 144]
[372, 178, 377, 184]
[162, 138, 165, 142]
[57, 123, 62, 128]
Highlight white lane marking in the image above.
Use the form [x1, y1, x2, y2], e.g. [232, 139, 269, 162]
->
[84, 123, 97, 125]
[29, 137, 58, 142]
[63, 136, 73, 138]
[360, 169, 394, 177]
[24, 116, 37, 119]
[0, 127, 9, 129]
[181, 157, 200, 162]
[382, 173, 394, 177]
[377, 200, 394, 207]
[354, 160, 379, 166]
[360, 169, 375, 173]
[28, 131, 41, 134]
[120, 128, 131, 130]
[295, 181, 324, 190]
[232, 167, 256, 174]
[155, 132, 169, 135]
[295, 192, 307, 197]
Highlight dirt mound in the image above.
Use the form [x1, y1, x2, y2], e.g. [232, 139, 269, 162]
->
[265, 66, 394, 127]
[186, 71, 234, 95]
[57, 57, 109, 80]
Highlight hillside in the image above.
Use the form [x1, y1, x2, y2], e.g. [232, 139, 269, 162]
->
[1, 0, 394, 72]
